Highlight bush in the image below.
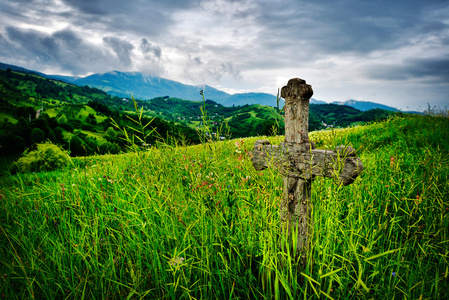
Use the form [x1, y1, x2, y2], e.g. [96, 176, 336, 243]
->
[14, 142, 72, 173]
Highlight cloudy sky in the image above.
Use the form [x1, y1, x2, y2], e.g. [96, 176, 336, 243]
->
[0, 0, 448, 110]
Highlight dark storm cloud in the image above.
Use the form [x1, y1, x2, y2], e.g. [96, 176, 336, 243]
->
[52, 29, 83, 48]
[6, 26, 59, 63]
[407, 58, 449, 81]
[103, 36, 134, 67]
[253, 0, 448, 60]
[60, 0, 108, 15]
[61, 0, 200, 15]
[1, 26, 129, 74]
[0, 0, 29, 18]
[366, 57, 449, 83]
[59, 0, 202, 37]
[140, 38, 161, 61]
[0, 0, 447, 109]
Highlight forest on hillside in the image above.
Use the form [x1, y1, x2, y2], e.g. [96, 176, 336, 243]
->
[0, 68, 394, 160]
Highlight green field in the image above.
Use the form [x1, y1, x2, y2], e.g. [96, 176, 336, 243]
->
[0, 114, 448, 299]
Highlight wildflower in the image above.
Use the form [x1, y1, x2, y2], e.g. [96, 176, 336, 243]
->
[242, 175, 251, 183]
[168, 256, 185, 266]
[392, 271, 396, 276]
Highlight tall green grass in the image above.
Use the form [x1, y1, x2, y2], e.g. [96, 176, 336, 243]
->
[0, 114, 448, 299]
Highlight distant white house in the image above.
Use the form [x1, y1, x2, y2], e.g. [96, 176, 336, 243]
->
[322, 121, 334, 128]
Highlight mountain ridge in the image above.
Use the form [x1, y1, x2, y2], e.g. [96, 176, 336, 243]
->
[0, 62, 411, 112]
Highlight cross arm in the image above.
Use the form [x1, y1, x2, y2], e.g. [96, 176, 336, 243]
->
[251, 140, 364, 186]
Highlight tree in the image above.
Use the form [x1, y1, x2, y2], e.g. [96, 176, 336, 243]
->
[261, 119, 280, 136]
[69, 135, 86, 156]
[100, 142, 121, 154]
[53, 127, 64, 143]
[58, 114, 68, 126]
[31, 114, 50, 132]
[14, 116, 31, 136]
[31, 128, 46, 144]
[87, 113, 97, 125]
[105, 127, 117, 140]
[47, 129, 56, 143]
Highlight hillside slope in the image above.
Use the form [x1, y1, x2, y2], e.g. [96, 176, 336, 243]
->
[0, 115, 447, 298]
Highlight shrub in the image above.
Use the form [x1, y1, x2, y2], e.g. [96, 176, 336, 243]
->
[14, 142, 72, 173]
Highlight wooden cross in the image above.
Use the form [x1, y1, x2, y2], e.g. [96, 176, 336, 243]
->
[251, 78, 364, 264]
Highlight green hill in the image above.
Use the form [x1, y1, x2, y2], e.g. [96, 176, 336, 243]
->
[0, 114, 448, 298]
[0, 69, 200, 158]
[0, 68, 284, 159]
[0, 67, 395, 162]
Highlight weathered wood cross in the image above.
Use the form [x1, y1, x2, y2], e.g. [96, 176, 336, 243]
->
[251, 78, 364, 264]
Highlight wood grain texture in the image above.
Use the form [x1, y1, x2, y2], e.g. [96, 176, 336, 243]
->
[251, 78, 363, 265]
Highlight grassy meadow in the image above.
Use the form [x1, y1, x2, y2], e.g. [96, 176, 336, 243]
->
[0, 114, 448, 299]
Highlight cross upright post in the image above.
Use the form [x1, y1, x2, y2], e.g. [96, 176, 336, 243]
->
[251, 78, 364, 265]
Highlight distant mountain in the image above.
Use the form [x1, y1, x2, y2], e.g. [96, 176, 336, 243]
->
[310, 99, 327, 105]
[0, 62, 415, 112]
[65, 71, 332, 107]
[64, 71, 229, 102]
[52, 71, 277, 107]
[331, 99, 400, 112]
[222, 92, 275, 106]
[0, 62, 47, 77]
